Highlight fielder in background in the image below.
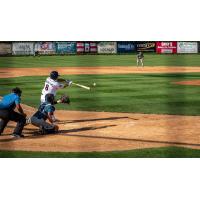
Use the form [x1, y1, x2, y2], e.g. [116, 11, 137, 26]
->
[136, 51, 144, 67]
[30, 93, 70, 134]
[40, 71, 72, 103]
[0, 87, 27, 138]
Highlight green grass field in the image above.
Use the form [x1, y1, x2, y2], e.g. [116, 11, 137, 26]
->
[0, 73, 200, 115]
[0, 54, 200, 68]
[1, 54, 200, 157]
[0, 146, 200, 158]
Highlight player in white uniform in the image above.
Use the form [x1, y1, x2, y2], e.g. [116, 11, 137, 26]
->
[40, 71, 72, 103]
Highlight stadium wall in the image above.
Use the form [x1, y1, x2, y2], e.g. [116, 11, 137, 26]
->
[0, 42, 199, 56]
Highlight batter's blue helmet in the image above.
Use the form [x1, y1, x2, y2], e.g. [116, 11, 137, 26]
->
[50, 71, 60, 80]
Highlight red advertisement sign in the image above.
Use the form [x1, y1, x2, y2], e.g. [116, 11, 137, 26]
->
[76, 42, 97, 53]
[89, 42, 97, 53]
[76, 42, 85, 53]
[156, 42, 177, 54]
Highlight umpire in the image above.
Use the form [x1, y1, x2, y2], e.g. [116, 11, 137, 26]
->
[0, 87, 27, 138]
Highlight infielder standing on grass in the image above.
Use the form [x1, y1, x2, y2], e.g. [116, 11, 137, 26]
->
[41, 71, 72, 103]
[0, 87, 26, 138]
[136, 51, 144, 67]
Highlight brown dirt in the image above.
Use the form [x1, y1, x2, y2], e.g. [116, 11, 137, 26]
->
[0, 104, 200, 152]
[1, 66, 200, 78]
[0, 66, 200, 153]
[175, 80, 200, 86]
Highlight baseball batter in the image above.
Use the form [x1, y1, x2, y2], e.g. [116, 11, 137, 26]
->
[137, 51, 144, 67]
[41, 71, 72, 103]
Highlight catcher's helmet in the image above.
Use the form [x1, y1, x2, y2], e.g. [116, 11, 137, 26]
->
[50, 71, 60, 80]
[45, 93, 55, 104]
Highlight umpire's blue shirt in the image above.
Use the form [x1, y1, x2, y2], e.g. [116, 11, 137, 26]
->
[0, 93, 21, 110]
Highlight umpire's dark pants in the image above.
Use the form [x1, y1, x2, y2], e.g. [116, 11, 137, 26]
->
[0, 109, 26, 135]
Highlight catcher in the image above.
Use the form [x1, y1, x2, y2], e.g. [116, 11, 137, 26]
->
[29, 93, 70, 134]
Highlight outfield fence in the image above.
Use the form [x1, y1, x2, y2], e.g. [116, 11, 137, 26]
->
[0, 41, 199, 56]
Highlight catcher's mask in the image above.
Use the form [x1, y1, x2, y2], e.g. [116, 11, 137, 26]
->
[45, 93, 55, 104]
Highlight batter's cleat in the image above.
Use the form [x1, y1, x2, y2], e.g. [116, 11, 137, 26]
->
[12, 133, 25, 138]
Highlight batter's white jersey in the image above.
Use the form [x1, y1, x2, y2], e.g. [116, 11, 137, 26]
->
[40, 77, 64, 103]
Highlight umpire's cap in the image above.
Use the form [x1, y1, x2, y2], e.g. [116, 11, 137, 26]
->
[50, 71, 60, 80]
[12, 87, 22, 96]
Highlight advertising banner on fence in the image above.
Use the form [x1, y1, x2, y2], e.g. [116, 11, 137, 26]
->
[177, 42, 198, 53]
[97, 42, 117, 54]
[198, 42, 200, 53]
[35, 42, 56, 54]
[76, 42, 97, 53]
[156, 42, 177, 54]
[136, 42, 156, 52]
[117, 42, 136, 53]
[56, 42, 76, 54]
[89, 42, 97, 53]
[0, 43, 12, 55]
[12, 42, 34, 55]
[84, 42, 90, 53]
[76, 42, 85, 53]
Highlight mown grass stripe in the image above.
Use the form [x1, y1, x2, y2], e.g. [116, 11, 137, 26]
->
[1, 54, 200, 68]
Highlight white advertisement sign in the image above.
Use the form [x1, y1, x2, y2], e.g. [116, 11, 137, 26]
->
[12, 42, 34, 55]
[177, 42, 198, 53]
[97, 42, 117, 54]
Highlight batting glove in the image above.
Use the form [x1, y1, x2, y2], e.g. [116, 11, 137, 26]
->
[66, 80, 73, 86]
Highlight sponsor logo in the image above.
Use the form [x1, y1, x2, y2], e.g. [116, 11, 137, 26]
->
[41, 42, 50, 50]
[118, 44, 134, 50]
[137, 43, 155, 49]
[100, 48, 115, 51]
[161, 49, 173, 53]
[57, 42, 75, 49]
[14, 43, 33, 52]
[161, 42, 173, 47]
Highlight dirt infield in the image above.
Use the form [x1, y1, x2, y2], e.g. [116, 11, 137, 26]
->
[1, 66, 200, 78]
[175, 80, 200, 86]
[0, 104, 200, 152]
[0, 66, 200, 152]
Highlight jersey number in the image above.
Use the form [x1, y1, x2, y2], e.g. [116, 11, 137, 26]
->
[45, 84, 49, 91]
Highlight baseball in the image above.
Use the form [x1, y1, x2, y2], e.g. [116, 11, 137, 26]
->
[93, 83, 96, 86]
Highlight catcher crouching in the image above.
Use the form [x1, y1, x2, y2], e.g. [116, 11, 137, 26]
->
[29, 93, 70, 134]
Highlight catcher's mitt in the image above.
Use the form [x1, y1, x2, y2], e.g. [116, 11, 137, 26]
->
[58, 95, 70, 104]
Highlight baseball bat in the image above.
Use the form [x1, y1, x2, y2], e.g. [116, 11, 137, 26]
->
[72, 82, 91, 90]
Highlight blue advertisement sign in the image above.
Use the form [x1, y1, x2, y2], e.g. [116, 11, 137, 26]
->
[117, 42, 136, 53]
[56, 42, 76, 54]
